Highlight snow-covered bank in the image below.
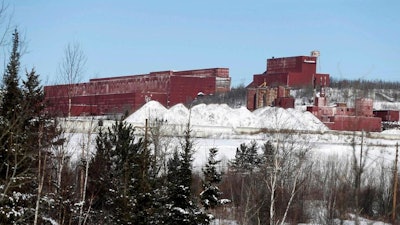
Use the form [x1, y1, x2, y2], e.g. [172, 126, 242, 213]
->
[57, 101, 399, 225]
[124, 101, 328, 132]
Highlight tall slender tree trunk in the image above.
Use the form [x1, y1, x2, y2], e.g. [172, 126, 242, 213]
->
[34, 125, 45, 225]
[78, 119, 94, 225]
[269, 158, 278, 225]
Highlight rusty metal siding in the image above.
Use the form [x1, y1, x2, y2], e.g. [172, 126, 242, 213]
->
[253, 56, 329, 88]
[374, 110, 400, 121]
[169, 76, 216, 105]
[274, 97, 294, 109]
[246, 88, 257, 111]
[328, 116, 382, 132]
[44, 68, 229, 116]
[267, 57, 300, 73]
[355, 98, 374, 117]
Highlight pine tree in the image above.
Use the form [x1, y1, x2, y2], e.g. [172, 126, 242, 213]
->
[0, 29, 24, 169]
[164, 124, 210, 225]
[260, 140, 275, 168]
[88, 120, 155, 224]
[0, 29, 60, 224]
[22, 68, 45, 120]
[87, 127, 114, 223]
[0, 29, 35, 224]
[200, 148, 230, 212]
[110, 121, 141, 223]
[1, 29, 22, 121]
[229, 141, 261, 173]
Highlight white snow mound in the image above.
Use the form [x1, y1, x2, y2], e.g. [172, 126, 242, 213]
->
[124, 101, 328, 131]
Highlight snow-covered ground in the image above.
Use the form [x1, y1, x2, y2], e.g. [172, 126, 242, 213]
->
[62, 100, 400, 171]
[61, 100, 400, 225]
[124, 101, 328, 131]
[120, 101, 399, 168]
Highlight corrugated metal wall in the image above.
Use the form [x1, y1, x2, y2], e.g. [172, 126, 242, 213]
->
[45, 68, 230, 116]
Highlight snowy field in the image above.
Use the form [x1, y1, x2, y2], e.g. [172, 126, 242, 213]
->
[120, 101, 399, 169]
[62, 100, 400, 225]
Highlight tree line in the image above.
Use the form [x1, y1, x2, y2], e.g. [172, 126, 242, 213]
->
[193, 77, 400, 108]
[330, 78, 400, 90]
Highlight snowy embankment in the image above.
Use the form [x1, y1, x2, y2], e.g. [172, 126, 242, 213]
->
[60, 100, 400, 165]
[119, 100, 400, 170]
[123, 101, 328, 138]
[59, 101, 398, 225]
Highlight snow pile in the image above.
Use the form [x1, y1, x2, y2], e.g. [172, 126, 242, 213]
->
[253, 107, 326, 131]
[128, 101, 168, 122]
[125, 101, 328, 131]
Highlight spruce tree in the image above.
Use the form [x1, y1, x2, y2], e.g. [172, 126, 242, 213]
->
[22, 68, 45, 119]
[0, 29, 35, 224]
[1, 29, 22, 121]
[0, 29, 60, 224]
[200, 148, 229, 212]
[229, 141, 261, 173]
[21, 68, 50, 161]
[0, 29, 24, 165]
[165, 124, 210, 225]
[88, 120, 155, 224]
[87, 127, 114, 223]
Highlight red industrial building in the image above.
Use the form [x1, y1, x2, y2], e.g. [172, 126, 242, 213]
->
[246, 83, 294, 110]
[373, 110, 400, 122]
[246, 52, 329, 111]
[44, 68, 230, 116]
[246, 52, 386, 132]
[306, 89, 382, 132]
[249, 53, 330, 88]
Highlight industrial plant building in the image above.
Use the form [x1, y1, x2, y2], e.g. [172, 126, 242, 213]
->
[246, 52, 329, 111]
[248, 53, 330, 88]
[44, 68, 230, 116]
[245, 52, 391, 132]
[306, 89, 382, 132]
[44, 51, 399, 132]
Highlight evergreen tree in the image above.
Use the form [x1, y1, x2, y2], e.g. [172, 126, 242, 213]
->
[88, 120, 155, 224]
[87, 127, 114, 223]
[164, 124, 210, 225]
[0, 29, 35, 224]
[22, 68, 45, 120]
[260, 140, 275, 168]
[200, 148, 230, 212]
[21, 68, 50, 164]
[1, 29, 22, 121]
[229, 141, 261, 173]
[0, 29, 60, 224]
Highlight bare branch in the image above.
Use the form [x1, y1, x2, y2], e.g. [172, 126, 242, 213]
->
[58, 42, 87, 85]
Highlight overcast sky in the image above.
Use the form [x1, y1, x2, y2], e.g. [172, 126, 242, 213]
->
[9, 0, 400, 86]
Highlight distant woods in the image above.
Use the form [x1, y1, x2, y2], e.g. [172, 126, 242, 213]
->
[330, 78, 400, 90]
[190, 84, 247, 108]
[194, 79, 400, 108]
[329, 78, 400, 102]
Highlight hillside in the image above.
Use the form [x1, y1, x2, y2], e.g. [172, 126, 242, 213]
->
[191, 80, 400, 111]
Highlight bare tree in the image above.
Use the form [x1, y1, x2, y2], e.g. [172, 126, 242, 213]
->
[148, 118, 174, 176]
[0, 1, 12, 57]
[264, 132, 311, 225]
[260, 108, 313, 225]
[77, 118, 97, 225]
[33, 125, 45, 225]
[58, 42, 87, 117]
[351, 131, 369, 225]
